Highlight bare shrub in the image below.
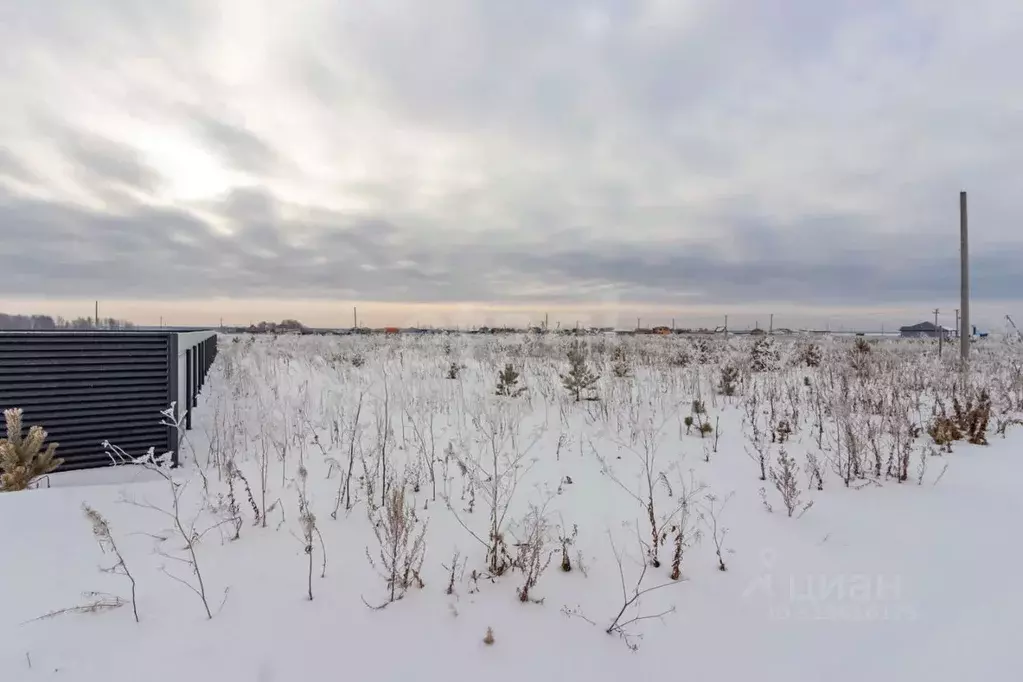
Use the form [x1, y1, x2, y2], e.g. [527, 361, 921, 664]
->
[108, 445, 218, 620]
[953, 389, 992, 445]
[699, 492, 733, 571]
[511, 504, 555, 603]
[605, 529, 679, 651]
[667, 483, 702, 581]
[594, 412, 705, 568]
[445, 403, 542, 576]
[772, 420, 792, 444]
[557, 519, 579, 572]
[443, 550, 466, 595]
[366, 482, 428, 606]
[804, 451, 825, 491]
[769, 448, 802, 517]
[928, 415, 961, 451]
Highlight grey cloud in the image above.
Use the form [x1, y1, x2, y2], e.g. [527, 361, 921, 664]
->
[190, 113, 282, 176]
[54, 127, 163, 194]
[2, 184, 1020, 311]
[3, 0, 1023, 319]
[0, 148, 36, 185]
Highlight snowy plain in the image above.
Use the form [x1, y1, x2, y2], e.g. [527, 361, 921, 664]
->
[2, 333, 1021, 682]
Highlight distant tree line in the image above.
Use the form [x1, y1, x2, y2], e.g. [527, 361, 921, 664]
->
[0, 312, 136, 330]
[246, 319, 308, 334]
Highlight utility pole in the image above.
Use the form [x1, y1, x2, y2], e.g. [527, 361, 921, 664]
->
[955, 309, 960, 338]
[637, 317, 641, 330]
[671, 317, 675, 332]
[353, 306, 357, 329]
[545, 312, 549, 331]
[724, 315, 729, 339]
[960, 190, 970, 371]
[769, 313, 774, 335]
[94, 301, 99, 328]
[934, 308, 942, 358]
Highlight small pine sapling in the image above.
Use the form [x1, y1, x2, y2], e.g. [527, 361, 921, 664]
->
[561, 343, 599, 401]
[495, 364, 526, 397]
[0, 408, 63, 492]
[718, 365, 739, 397]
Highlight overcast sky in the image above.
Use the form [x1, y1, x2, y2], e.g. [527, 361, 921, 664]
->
[2, 0, 1021, 329]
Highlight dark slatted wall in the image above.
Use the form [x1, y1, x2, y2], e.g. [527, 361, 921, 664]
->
[0, 332, 175, 471]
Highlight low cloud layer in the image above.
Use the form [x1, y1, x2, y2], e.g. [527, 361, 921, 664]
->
[2, 0, 1022, 319]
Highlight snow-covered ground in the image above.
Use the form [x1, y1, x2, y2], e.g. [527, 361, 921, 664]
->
[2, 333, 1021, 681]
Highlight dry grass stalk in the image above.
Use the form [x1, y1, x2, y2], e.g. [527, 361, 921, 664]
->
[83, 504, 140, 622]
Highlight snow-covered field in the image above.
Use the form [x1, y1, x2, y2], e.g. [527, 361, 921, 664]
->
[3, 333, 1022, 681]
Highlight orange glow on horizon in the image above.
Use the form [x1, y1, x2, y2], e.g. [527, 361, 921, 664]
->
[0, 297, 959, 331]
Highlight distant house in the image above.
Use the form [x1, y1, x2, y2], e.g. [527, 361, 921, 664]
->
[899, 321, 953, 339]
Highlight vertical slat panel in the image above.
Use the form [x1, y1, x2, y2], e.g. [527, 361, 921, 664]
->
[167, 332, 180, 466]
[185, 348, 193, 431]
